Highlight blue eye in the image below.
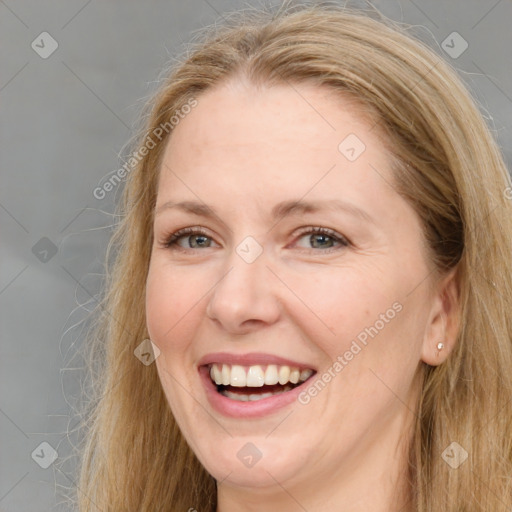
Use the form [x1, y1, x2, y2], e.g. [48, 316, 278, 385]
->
[162, 227, 213, 249]
[160, 226, 350, 253]
[293, 227, 349, 251]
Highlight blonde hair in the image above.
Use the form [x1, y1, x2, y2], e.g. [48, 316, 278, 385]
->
[74, 2, 512, 510]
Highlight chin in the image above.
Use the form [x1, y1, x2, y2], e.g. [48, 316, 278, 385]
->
[206, 435, 308, 487]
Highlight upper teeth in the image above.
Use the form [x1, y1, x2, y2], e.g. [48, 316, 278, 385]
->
[209, 364, 313, 387]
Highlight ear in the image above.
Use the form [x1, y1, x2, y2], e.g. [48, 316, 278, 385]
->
[420, 267, 461, 366]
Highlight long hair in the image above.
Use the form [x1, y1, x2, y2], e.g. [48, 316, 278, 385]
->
[74, 2, 512, 510]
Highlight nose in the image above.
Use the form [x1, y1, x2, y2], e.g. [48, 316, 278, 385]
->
[205, 246, 282, 334]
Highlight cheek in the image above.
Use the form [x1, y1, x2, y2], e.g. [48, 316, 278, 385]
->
[145, 261, 199, 352]
[287, 268, 394, 353]
[145, 263, 201, 418]
[295, 264, 427, 396]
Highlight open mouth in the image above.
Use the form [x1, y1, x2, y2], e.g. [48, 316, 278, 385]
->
[207, 363, 316, 402]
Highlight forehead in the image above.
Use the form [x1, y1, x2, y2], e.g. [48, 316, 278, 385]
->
[168, 82, 376, 155]
[158, 82, 393, 201]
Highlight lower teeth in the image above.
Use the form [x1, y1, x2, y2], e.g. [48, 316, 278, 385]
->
[220, 385, 294, 401]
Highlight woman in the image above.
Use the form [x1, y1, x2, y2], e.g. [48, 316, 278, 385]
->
[76, 2, 512, 511]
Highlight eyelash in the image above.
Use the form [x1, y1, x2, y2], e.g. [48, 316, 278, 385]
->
[159, 226, 350, 254]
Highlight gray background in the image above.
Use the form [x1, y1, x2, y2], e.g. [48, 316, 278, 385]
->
[1, 0, 511, 510]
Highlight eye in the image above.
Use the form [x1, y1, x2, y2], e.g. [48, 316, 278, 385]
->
[292, 226, 349, 252]
[160, 227, 216, 250]
[159, 226, 350, 253]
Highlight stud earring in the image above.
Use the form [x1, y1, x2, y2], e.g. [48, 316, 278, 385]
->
[437, 342, 445, 351]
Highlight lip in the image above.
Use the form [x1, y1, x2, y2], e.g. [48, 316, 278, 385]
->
[197, 352, 316, 418]
[197, 351, 316, 370]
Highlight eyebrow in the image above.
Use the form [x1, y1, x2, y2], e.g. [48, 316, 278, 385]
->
[155, 198, 375, 225]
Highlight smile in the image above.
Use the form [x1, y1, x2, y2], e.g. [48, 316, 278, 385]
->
[197, 353, 317, 417]
[208, 363, 315, 402]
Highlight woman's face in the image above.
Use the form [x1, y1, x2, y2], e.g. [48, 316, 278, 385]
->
[146, 81, 447, 497]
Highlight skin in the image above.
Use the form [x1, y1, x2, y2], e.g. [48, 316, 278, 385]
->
[145, 79, 460, 512]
